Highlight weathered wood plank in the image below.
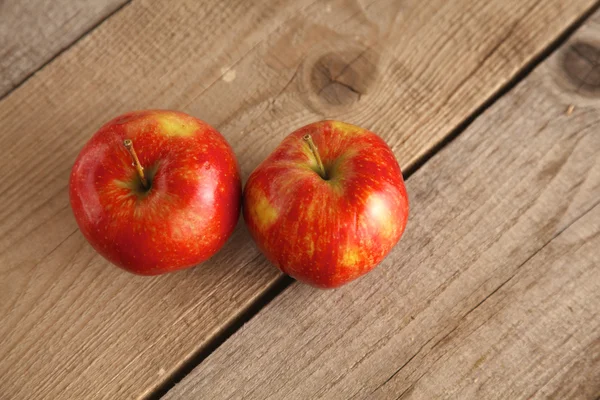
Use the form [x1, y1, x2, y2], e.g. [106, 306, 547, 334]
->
[375, 205, 600, 399]
[164, 11, 600, 399]
[0, 0, 596, 398]
[0, 0, 128, 97]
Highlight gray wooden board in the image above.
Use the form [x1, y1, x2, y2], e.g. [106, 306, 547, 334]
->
[0, 0, 128, 96]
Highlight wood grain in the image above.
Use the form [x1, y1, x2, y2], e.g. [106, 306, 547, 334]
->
[164, 11, 600, 399]
[0, 0, 128, 97]
[376, 205, 600, 400]
[0, 0, 596, 398]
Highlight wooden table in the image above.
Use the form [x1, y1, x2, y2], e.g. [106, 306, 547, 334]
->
[1, 0, 599, 398]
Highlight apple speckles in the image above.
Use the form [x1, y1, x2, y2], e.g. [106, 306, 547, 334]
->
[171, 225, 185, 241]
[341, 246, 361, 267]
[133, 207, 144, 220]
[156, 113, 198, 137]
[113, 179, 132, 189]
[251, 194, 279, 230]
[329, 120, 362, 136]
[306, 239, 315, 257]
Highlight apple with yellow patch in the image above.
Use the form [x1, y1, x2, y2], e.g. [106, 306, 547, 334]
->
[69, 110, 241, 275]
[243, 120, 409, 288]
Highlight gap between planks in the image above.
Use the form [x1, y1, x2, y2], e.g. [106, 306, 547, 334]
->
[147, 3, 600, 397]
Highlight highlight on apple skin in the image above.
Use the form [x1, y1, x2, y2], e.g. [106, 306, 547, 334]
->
[69, 110, 242, 275]
[243, 120, 409, 288]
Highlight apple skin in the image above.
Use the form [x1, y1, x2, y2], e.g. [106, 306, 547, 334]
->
[243, 120, 409, 288]
[69, 110, 241, 275]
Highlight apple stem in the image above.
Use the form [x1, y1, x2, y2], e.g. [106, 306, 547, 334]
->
[303, 134, 327, 179]
[123, 139, 148, 189]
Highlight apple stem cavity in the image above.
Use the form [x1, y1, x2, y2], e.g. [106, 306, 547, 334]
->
[123, 139, 148, 189]
[303, 134, 327, 180]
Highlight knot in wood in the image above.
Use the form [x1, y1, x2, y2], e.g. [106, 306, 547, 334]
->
[309, 49, 378, 107]
[562, 41, 600, 96]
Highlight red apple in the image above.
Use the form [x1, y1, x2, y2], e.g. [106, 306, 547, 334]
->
[243, 120, 409, 288]
[69, 110, 241, 275]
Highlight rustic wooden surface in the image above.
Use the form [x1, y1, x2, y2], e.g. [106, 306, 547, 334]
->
[0, 0, 598, 398]
[165, 11, 600, 399]
[0, 0, 128, 97]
